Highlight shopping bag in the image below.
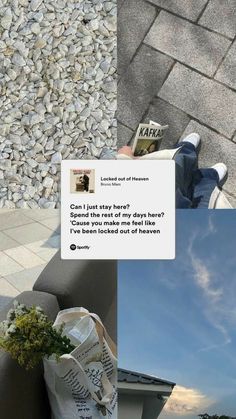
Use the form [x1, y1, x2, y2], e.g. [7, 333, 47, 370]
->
[43, 308, 117, 419]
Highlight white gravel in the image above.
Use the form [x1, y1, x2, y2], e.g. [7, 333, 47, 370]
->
[0, 0, 117, 209]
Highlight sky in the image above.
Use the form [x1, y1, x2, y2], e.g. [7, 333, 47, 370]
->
[118, 210, 236, 418]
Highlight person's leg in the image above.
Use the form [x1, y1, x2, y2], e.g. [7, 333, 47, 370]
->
[176, 187, 192, 208]
[175, 142, 197, 194]
[192, 164, 227, 208]
[174, 134, 200, 205]
[99, 139, 201, 208]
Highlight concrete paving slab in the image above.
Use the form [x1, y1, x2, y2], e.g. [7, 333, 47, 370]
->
[148, 0, 208, 21]
[39, 217, 60, 233]
[0, 231, 20, 251]
[118, 0, 156, 75]
[159, 63, 236, 138]
[118, 44, 174, 130]
[5, 246, 45, 269]
[117, 122, 134, 147]
[0, 211, 32, 231]
[181, 120, 236, 202]
[199, 0, 236, 39]
[0, 252, 23, 276]
[24, 235, 60, 254]
[4, 265, 47, 293]
[143, 98, 190, 148]
[215, 40, 236, 90]
[37, 248, 59, 262]
[0, 210, 13, 214]
[145, 11, 231, 76]
[4, 222, 55, 245]
[22, 209, 60, 221]
[24, 238, 53, 254]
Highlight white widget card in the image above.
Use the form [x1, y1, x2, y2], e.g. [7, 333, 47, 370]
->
[61, 160, 175, 260]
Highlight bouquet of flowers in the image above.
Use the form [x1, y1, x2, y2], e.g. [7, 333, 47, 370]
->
[0, 301, 75, 370]
[0, 302, 117, 418]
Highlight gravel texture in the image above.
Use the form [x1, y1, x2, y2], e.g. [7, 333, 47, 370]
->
[0, 0, 117, 209]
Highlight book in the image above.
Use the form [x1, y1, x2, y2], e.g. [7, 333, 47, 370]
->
[132, 121, 168, 157]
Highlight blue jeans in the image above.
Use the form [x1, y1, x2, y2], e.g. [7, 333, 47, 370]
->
[175, 142, 219, 208]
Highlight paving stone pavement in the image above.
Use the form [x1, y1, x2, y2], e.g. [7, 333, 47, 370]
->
[215, 40, 236, 90]
[117, 0, 236, 206]
[199, 0, 236, 39]
[159, 63, 236, 138]
[0, 209, 60, 311]
[148, 0, 209, 21]
[145, 11, 231, 77]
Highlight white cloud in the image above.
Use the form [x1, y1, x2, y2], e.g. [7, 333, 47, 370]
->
[187, 228, 222, 303]
[208, 216, 217, 235]
[191, 258, 222, 301]
[163, 385, 213, 415]
[187, 224, 231, 351]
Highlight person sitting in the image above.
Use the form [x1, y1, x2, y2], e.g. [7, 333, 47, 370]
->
[100, 133, 232, 209]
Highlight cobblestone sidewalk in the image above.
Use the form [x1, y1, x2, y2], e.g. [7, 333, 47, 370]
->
[117, 0, 236, 206]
